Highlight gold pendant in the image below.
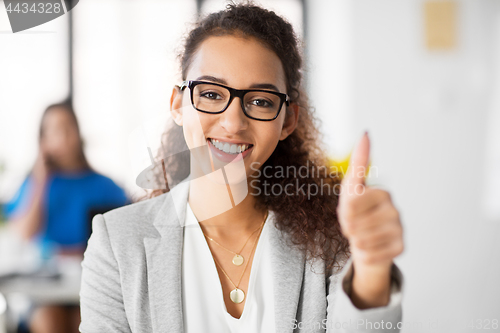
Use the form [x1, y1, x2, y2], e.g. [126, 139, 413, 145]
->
[230, 288, 245, 303]
[232, 254, 244, 266]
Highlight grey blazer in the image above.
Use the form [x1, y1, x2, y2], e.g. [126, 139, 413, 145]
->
[79, 177, 404, 333]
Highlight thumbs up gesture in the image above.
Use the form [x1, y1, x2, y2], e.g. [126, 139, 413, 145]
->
[337, 132, 404, 308]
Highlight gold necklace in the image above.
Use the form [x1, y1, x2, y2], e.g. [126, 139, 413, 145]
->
[202, 211, 268, 266]
[212, 221, 264, 304]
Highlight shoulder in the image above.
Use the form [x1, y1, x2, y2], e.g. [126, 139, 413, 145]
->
[85, 170, 128, 200]
[87, 171, 121, 188]
[93, 177, 190, 245]
[87, 191, 182, 276]
[92, 193, 168, 249]
[103, 193, 166, 228]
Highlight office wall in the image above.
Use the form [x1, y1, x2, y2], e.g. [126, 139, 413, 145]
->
[0, 11, 69, 201]
[308, 0, 500, 330]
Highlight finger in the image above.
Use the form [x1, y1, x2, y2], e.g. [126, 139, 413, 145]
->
[354, 240, 404, 265]
[343, 131, 370, 197]
[348, 201, 400, 233]
[355, 219, 401, 241]
[358, 237, 393, 252]
[352, 224, 401, 250]
[342, 188, 391, 220]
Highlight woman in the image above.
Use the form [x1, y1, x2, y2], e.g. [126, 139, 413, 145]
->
[5, 101, 129, 333]
[80, 3, 404, 332]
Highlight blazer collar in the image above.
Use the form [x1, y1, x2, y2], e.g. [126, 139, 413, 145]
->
[144, 175, 305, 332]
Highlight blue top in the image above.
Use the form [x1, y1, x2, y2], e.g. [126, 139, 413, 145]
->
[3, 169, 129, 250]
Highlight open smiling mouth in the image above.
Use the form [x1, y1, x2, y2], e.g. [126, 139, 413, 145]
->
[207, 138, 254, 155]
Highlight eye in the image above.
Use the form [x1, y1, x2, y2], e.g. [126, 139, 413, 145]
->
[249, 98, 274, 108]
[200, 91, 223, 100]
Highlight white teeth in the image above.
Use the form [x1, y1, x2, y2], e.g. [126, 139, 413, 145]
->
[209, 138, 252, 155]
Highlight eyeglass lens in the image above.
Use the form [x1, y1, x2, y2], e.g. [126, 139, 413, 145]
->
[192, 83, 282, 120]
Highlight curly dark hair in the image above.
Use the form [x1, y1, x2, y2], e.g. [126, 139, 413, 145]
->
[134, 1, 350, 270]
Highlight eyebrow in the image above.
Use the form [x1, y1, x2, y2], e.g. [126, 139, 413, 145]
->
[195, 75, 282, 93]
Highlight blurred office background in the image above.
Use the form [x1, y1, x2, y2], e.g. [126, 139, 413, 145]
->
[1, 0, 499, 332]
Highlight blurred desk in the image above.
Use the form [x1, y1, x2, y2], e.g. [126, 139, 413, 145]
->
[0, 260, 81, 305]
[0, 226, 82, 331]
[0, 226, 82, 305]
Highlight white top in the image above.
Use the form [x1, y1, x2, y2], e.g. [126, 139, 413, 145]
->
[182, 201, 276, 333]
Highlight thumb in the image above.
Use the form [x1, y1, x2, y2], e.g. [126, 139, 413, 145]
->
[342, 131, 371, 198]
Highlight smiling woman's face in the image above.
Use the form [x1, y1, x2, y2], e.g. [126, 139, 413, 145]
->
[171, 34, 297, 180]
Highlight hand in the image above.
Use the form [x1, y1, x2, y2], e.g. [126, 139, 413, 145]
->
[336, 132, 404, 308]
[32, 145, 52, 184]
[337, 132, 404, 269]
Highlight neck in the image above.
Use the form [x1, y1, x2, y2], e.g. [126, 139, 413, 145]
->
[188, 166, 267, 239]
[57, 156, 86, 172]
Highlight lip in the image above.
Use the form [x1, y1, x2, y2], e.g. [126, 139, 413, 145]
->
[207, 138, 253, 163]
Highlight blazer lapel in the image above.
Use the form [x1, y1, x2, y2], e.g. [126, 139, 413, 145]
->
[143, 178, 190, 333]
[143, 175, 306, 333]
[268, 216, 306, 332]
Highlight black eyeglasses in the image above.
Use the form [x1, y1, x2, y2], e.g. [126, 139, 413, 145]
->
[179, 80, 290, 121]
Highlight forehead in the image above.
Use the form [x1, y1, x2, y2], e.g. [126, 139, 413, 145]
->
[44, 108, 73, 126]
[186, 35, 286, 90]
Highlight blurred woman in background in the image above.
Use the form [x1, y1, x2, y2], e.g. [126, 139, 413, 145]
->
[4, 101, 129, 333]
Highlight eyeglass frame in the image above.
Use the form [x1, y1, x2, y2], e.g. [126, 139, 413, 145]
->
[179, 80, 290, 121]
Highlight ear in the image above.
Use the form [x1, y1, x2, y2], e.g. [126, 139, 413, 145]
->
[279, 102, 299, 141]
[170, 85, 184, 126]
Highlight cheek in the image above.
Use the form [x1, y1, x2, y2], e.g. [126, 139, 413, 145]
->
[245, 122, 283, 176]
[43, 135, 63, 152]
[42, 140, 55, 154]
[181, 107, 227, 182]
[57, 132, 78, 151]
[181, 106, 211, 150]
[68, 134, 81, 151]
[255, 123, 282, 155]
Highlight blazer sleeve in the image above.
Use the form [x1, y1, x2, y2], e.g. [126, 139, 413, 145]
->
[79, 214, 132, 333]
[325, 257, 404, 333]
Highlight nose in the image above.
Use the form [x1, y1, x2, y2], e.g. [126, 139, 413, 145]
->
[218, 97, 248, 134]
